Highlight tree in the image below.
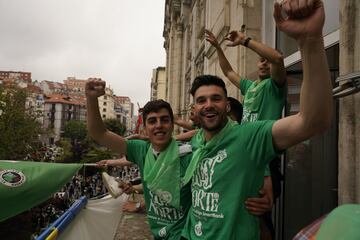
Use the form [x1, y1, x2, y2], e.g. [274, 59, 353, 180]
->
[54, 139, 73, 163]
[61, 120, 89, 162]
[0, 85, 42, 160]
[81, 146, 113, 163]
[104, 118, 126, 136]
[62, 120, 87, 143]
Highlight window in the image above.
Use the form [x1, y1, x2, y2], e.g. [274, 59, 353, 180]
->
[277, 0, 339, 58]
[103, 108, 106, 112]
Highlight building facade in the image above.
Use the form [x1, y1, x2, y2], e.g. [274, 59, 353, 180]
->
[150, 67, 167, 101]
[63, 77, 87, 93]
[163, 0, 359, 239]
[114, 103, 127, 127]
[338, 0, 360, 205]
[38, 80, 67, 95]
[163, 0, 262, 118]
[26, 84, 45, 125]
[98, 87, 116, 120]
[43, 94, 84, 144]
[114, 96, 134, 133]
[0, 71, 31, 84]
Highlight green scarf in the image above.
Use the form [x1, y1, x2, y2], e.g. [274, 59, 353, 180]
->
[144, 139, 180, 208]
[183, 119, 236, 185]
[243, 79, 268, 112]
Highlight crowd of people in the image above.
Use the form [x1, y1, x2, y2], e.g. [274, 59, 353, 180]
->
[29, 165, 141, 239]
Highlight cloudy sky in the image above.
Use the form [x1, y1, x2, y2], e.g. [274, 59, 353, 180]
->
[0, 0, 166, 110]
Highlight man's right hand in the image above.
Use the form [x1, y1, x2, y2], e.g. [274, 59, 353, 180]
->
[126, 134, 149, 141]
[205, 29, 220, 48]
[96, 159, 116, 167]
[85, 78, 106, 98]
[225, 30, 247, 47]
[119, 181, 134, 194]
[273, 0, 325, 44]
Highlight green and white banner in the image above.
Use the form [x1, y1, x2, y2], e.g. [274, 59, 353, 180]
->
[0, 160, 82, 221]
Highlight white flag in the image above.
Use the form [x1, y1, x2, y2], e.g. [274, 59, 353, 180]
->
[59, 194, 126, 240]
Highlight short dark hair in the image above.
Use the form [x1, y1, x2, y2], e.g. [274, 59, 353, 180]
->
[190, 75, 227, 97]
[142, 99, 174, 126]
[228, 97, 243, 124]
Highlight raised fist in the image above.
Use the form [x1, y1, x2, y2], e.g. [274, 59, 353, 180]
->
[85, 78, 105, 98]
[273, 0, 325, 43]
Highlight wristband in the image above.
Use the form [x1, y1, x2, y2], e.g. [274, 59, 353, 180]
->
[243, 37, 251, 47]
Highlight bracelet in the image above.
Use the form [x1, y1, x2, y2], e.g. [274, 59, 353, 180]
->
[243, 37, 251, 47]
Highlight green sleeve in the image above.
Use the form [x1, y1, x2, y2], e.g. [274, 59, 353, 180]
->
[243, 120, 277, 167]
[269, 77, 286, 97]
[240, 78, 253, 96]
[126, 140, 149, 166]
[264, 164, 271, 176]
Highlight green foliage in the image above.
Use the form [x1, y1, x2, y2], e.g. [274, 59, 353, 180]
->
[0, 85, 42, 160]
[81, 145, 113, 163]
[62, 120, 87, 142]
[55, 139, 73, 163]
[104, 118, 126, 136]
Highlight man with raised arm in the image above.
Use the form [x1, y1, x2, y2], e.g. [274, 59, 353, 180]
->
[86, 84, 192, 240]
[205, 6, 287, 238]
[182, 1, 332, 239]
[205, 24, 286, 123]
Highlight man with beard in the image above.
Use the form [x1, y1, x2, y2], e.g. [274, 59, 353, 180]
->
[86, 84, 192, 240]
[205, 3, 286, 239]
[181, 0, 332, 239]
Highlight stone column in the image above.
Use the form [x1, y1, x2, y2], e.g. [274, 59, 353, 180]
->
[338, 0, 360, 204]
[171, 20, 184, 117]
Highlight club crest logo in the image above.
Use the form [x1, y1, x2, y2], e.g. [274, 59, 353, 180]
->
[158, 227, 167, 237]
[194, 221, 203, 237]
[0, 169, 26, 187]
[156, 190, 172, 205]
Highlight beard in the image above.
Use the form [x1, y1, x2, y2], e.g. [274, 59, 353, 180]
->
[199, 108, 228, 132]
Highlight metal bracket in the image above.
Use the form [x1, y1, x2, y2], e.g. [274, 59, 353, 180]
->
[333, 71, 360, 98]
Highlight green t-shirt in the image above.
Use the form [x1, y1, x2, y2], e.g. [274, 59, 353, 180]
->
[126, 140, 192, 240]
[240, 78, 285, 123]
[182, 121, 277, 240]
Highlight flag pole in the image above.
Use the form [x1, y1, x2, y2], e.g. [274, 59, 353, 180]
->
[83, 163, 97, 167]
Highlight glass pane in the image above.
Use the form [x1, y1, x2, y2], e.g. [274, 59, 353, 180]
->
[324, 0, 339, 35]
[276, 0, 339, 57]
[282, 45, 339, 239]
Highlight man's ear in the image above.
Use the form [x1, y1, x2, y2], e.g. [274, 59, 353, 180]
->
[226, 101, 231, 113]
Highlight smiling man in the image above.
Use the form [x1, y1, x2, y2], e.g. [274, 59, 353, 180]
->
[86, 82, 192, 240]
[205, 10, 287, 238]
[182, 1, 333, 239]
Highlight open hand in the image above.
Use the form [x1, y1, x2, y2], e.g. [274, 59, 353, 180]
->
[205, 29, 220, 48]
[119, 181, 134, 195]
[225, 30, 247, 47]
[245, 189, 273, 216]
[96, 159, 115, 168]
